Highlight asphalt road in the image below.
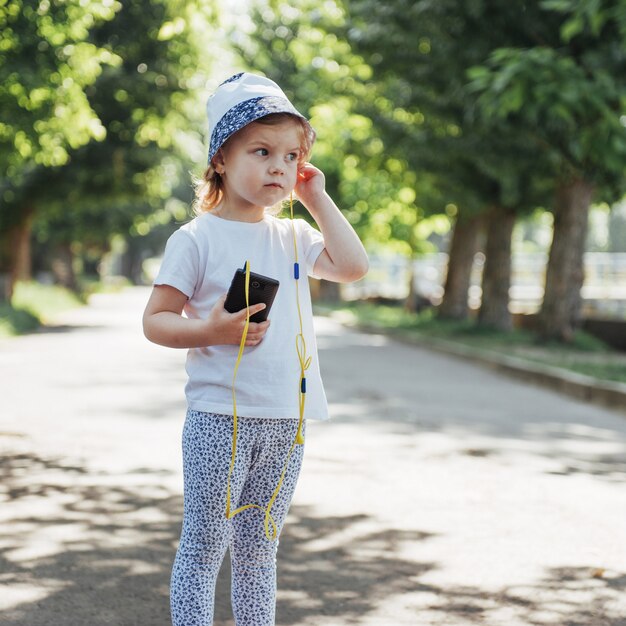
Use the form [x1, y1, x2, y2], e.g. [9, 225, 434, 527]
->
[1, 287, 625, 626]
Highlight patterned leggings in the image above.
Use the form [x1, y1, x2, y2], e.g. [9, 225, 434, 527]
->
[170, 410, 304, 626]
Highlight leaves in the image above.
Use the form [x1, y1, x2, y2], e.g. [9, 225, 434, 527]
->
[0, 2, 122, 172]
[469, 9, 626, 189]
[1, 0, 219, 273]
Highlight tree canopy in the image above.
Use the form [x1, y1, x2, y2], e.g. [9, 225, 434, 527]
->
[2, 0, 625, 338]
[1, 0, 219, 290]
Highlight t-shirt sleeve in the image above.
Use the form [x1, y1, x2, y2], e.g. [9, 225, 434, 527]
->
[153, 229, 200, 298]
[295, 219, 326, 278]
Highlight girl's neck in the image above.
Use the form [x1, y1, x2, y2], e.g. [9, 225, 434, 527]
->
[213, 201, 266, 223]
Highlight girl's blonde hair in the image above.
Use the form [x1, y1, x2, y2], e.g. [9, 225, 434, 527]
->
[192, 113, 315, 216]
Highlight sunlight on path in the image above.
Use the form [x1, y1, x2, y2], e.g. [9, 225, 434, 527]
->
[1, 288, 625, 625]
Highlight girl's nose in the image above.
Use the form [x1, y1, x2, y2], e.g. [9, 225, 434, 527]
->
[269, 158, 284, 175]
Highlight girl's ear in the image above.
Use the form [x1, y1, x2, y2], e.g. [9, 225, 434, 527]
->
[212, 149, 226, 174]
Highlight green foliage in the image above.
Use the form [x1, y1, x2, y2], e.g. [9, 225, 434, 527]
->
[12, 280, 85, 320]
[0, 280, 85, 336]
[547, 359, 626, 382]
[0, 303, 41, 337]
[233, 0, 449, 256]
[4, 0, 625, 310]
[0, 0, 121, 175]
[468, 0, 626, 196]
[345, 0, 557, 215]
[542, 0, 626, 41]
[2, 0, 219, 278]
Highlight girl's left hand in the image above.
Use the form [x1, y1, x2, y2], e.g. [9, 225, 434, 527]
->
[294, 162, 326, 208]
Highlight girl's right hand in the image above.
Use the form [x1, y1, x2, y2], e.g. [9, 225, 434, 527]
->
[205, 294, 270, 346]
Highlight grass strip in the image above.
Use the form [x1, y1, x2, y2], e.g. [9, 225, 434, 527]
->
[0, 282, 85, 338]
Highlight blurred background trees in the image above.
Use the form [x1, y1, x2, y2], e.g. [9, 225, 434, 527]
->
[468, 0, 626, 340]
[1, 0, 217, 298]
[1, 0, 120, 298]
[1, 0, 625, 342]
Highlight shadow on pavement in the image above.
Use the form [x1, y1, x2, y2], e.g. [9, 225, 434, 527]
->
[2, 311, 625, 624]
[2, 450, 625, 625]
[35, 324, 107, 335]
[0, 451, 177, 626]
[1, 448, 435, 626]
[277, 509, 433, 625]
[214, 509, 435, 625]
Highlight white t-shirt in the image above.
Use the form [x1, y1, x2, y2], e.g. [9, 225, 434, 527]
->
[154, 211, 329, 420]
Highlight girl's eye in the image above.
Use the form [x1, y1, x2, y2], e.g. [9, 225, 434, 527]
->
[287, 152, 298, 162]
[255, 148, 269, 156]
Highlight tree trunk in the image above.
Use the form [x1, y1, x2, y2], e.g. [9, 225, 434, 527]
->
[438, 212, 483, 320]
[0, 273, 11, 303]
[405, 255, 417, 313]
[51, 242, 79, 292]
[478, 207, 516, 331]
[318, 279, 341, 302]
[0, 208, 34, 302]
[538, 178, 593, 342]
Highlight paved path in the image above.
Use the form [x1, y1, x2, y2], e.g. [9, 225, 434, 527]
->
[1, 287, 625, 626]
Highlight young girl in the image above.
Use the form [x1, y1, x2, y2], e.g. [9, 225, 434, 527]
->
[143, 72, 368, 626]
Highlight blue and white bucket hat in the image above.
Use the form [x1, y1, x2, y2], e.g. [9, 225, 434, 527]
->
[206, 72, 314, 163]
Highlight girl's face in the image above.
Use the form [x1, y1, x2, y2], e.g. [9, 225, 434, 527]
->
[214, 119, 302, 221]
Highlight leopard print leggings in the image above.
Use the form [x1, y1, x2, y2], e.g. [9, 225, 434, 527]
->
[170, 410, 305, 626]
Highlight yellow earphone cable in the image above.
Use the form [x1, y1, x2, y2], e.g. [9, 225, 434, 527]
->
[225, 193, 309, 541]
[289, 191, 310, 446]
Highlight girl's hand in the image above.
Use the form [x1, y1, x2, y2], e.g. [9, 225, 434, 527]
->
[205, 295, 270, 346]
[294, 162, 326, 210]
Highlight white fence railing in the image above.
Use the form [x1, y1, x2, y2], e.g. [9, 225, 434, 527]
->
[342, 252, 626, 319]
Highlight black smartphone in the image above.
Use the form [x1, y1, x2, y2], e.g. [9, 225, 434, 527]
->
[223, 266, 280, 323]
